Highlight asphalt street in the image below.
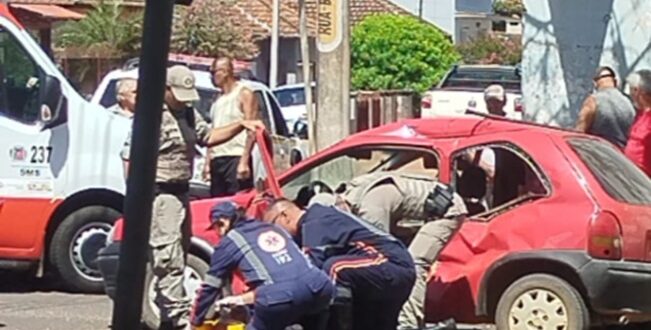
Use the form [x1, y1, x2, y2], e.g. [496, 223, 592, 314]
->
[0, 272, 111, 330]
[0, 271, 645, 330]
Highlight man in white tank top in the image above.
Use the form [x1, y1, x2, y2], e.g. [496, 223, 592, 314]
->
[205, 57, 260, 197]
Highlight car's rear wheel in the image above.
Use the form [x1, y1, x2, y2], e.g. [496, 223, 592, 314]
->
[142, 254, 208, 329]
[495, 274, 589, 330]
[49, 206, 120, 292]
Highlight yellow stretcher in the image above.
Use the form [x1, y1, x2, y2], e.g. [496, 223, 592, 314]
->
[196, 304, 249, 330]
[195, 319, 245, 330]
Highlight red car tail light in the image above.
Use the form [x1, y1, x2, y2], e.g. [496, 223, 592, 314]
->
[421, 95, 432, 109]
[588, 211, 622, 260]
[514, 97, 523, 113]
[112, 218, 124, 242]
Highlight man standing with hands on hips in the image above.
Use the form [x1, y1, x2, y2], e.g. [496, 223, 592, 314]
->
[121, 65, 263, 330]
[205, 57, 260, 197]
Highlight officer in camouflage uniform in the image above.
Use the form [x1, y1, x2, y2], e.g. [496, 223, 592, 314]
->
[121, 65, 263, 329]
[310, 171, 467, 330]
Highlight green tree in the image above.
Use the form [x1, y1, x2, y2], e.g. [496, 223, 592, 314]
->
[456, 34, 522, 65]
[171, 0, 259, 59]
[493, 0, 525, 17]
[351, 14, 459, 93]
[55, 1, 143, 57]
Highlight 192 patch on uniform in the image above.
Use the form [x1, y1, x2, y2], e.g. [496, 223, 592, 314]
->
[257, 231, 286, 253]
[258, 231, 292, 265]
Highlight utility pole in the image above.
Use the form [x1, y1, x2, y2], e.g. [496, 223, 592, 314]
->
[111, 0, 182, 329]
[270, 0, 280, 88]
[298, 0, 315, 154]
[316, 0, 350, 151]
[418, 0, 423, 19]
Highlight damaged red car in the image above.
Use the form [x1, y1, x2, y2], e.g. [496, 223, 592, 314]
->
[100, 114, 651, 329]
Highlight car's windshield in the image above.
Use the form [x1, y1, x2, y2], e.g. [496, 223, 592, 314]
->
[280, 147, 439, 205]
[568, 137, 651, 206]
[440, 67, 521, 91]
[273, 87, 314, 107]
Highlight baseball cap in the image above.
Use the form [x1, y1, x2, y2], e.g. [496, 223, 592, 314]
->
[166, 65, 200, 102]
[208, 201, 239, 229]
[594, 66, 616, 81]
[484, 84, 505, 102]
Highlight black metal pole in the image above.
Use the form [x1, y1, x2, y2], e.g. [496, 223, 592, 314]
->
[111, 0, 175, 329]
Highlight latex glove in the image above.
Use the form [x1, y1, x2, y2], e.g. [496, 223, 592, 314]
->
[215, 295, 245, 307]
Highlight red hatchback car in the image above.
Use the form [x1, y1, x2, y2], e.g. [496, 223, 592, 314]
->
[100, 115, 651, 329]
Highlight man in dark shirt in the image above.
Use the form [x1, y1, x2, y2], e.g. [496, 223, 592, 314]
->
[264, 199, 415, 330]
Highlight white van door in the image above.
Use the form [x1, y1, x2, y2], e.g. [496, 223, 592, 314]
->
[0, 24, 66, 251]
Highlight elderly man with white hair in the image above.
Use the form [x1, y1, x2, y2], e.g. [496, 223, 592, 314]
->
[625, 69, 651, 176]
[110, 78, 137, 118]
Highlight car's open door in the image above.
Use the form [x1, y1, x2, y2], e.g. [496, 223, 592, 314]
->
[245, 128, 283, 218]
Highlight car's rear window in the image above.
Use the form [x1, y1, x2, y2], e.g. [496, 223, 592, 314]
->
[440, 68, 521, 91]
[568, 137, 651, 205]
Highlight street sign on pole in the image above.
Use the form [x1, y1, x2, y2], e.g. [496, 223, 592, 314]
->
[298, 0, 315, 154]
[111, 0, 181, 329]
[316, 0, 350, 151]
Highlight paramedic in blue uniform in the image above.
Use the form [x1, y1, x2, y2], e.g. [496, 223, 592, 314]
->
[190, 201, 334, 330]
[263, 198, 416, 330]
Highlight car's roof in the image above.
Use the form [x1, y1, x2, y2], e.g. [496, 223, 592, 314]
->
[103, 68, 268, 92]
[455, 65, 518, 71]
[350, 114, 574, 141]
[273, 81, 316, 91]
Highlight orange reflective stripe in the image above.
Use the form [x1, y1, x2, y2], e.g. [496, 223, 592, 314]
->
[329, 256, 387, 280]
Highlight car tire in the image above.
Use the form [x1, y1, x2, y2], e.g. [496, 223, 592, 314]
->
[142, 254, 209, 330]
[495, 274, 589, 330]
[49, 205, 120, 293]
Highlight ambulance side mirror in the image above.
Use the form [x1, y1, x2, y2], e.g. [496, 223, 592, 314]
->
[39, 75, 67, 130]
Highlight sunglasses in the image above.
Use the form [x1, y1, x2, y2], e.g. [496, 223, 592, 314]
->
[593, 73, 614, 82]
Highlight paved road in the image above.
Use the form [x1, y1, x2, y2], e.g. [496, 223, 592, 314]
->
[0, 271, 645, 330]
[0, 272, 111, 330]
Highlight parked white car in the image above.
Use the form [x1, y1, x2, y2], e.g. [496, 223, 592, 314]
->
[421, 64, 523, 120]
[272, 82, 315, 134]
[91, 67, 306, 182]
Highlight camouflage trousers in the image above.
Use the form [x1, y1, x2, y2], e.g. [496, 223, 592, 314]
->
[398, 218, 463, 329]
[150, 192, 192, 328]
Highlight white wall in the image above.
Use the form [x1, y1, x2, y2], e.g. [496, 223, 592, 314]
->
[455, 17, 492, 43]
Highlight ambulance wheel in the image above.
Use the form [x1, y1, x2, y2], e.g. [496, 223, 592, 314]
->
[49, 205, 120, 293]
[495, 274, 590, 330]
[142, 254, 209, 329]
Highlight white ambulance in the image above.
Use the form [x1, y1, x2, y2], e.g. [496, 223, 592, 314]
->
[0, 5, 130, 292]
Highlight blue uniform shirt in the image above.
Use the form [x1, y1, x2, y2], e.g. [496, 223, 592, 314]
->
[191, 218, 321, 325]
[298, 204, 414, 269]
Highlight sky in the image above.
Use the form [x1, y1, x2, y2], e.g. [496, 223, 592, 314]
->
[389, 0, 494, 35]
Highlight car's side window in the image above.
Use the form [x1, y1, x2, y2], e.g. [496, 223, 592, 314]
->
[281, 146, 439, 207]
[451, 143, 549, 218]
[0, 28, 43, 124]
[99, 80, 118, 108]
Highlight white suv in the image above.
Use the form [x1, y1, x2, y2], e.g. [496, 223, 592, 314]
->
[91, 67, 304, 185]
